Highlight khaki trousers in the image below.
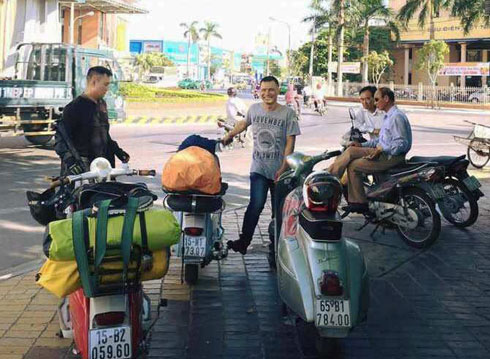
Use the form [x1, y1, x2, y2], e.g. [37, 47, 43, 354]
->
[328, 147, 405, 204]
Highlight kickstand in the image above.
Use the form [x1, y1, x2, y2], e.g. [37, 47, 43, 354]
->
[370, 223, 380, 238]
[356, 218, 371, 231]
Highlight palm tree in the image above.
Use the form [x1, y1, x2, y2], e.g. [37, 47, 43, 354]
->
[200, 22, 222, 80]
[180, 21, 200, 78]
[352, 0, 400, 83]
[397, 0, 448, 40]
[304, 0, 338, 89]
[448, 0, 490, 34]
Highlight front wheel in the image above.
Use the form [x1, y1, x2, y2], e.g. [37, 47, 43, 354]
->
[396, 187, 441, 249]
[184, 264, 199, 285]
[440, 178, 479, 227]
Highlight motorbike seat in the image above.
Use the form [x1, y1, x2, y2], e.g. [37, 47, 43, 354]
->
[385, 162, 430, 176]
[164, 194, 224, 213]
[408, 155, 466, 166]
[162, 182, 228, 197]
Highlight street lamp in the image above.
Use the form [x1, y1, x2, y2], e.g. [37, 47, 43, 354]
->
[69, 5, 95, 45]
[269, 16, 291, 79]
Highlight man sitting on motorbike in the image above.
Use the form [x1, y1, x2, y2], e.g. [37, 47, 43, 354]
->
[285, 83, 301, 114]
[312, 81, 327, 112]
[328, 87, 412, 213]
[354, 86, 384, 140]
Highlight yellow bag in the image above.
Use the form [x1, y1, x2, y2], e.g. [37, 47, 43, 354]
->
[162, 146, 221, 194]
[36, 248, 170, 298]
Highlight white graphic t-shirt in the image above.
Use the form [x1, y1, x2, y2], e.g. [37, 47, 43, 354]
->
[246, 103, 301, 180]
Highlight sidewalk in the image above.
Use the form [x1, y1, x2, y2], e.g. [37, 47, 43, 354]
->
[1, 176, 489, 358]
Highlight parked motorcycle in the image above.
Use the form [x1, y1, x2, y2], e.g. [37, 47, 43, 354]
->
[270, 150, 369, 356]
[30, 158, 160, 359]
[408, 154, 483, 227]
[163, 183, 228, 285]
[343, 161, 443, 248]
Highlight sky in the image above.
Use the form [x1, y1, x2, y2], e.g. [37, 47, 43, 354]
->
[126, 0, 313, 53]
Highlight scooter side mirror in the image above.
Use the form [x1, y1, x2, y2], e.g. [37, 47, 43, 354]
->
[348, 107, 356, 120]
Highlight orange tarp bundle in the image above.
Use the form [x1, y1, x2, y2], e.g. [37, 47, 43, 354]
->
[162, 146, 221, 194]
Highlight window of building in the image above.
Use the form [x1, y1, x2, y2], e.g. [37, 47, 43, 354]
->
[39, 0, 46, 25]
[77, 19, 82, 45]
[467, 50, 481, 62]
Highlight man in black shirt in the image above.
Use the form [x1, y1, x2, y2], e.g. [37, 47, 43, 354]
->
[55, 66, 129, 175]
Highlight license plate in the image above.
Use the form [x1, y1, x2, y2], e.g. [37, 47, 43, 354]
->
[89, 326, 131, 359]
[432, 183, 446, 200]
[315, 299, 351, 328]
[184, 236, 207, 257]
[463, 176, 481, 191]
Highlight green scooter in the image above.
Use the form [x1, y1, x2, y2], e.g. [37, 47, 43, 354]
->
[270, 150, 369, 356]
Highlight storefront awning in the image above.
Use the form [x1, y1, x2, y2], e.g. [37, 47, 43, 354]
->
[63, 0, 148, 14]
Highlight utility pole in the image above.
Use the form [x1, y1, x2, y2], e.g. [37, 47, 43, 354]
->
[70, 3, 75, 44]
[308, 15, 316, 86]
[336, 0, 345, 97]
[266, 28, 271, 76]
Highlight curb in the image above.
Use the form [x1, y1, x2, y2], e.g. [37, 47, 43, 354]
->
[111, 114, 225, 125]
[0, 257, 44, 281]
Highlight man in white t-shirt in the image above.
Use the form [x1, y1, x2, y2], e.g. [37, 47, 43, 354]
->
[353, 86, 384, 140]
[226, 87, 247, 124]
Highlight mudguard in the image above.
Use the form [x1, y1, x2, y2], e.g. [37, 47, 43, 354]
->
[277, 228, 369, 336]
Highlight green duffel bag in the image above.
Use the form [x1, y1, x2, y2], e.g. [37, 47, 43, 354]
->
[44, 207, 181, 261]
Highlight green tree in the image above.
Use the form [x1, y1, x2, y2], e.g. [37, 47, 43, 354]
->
[200, 22, 222, 80]
[416, 40, 449, 106]
[135, 52, 174, 77]
[351, 0, 400, 83]
[397, 0, 448, 40]
[269, 60, 282, 78]
[362, 50, 393, 85]
[449, 0, 490, 33]
[180, 21, 200, 77]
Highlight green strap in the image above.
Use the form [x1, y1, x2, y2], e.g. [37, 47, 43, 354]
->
[120, 197, 139, 279]
[95, 200, 111, 267]
[72, 209, 95, 297]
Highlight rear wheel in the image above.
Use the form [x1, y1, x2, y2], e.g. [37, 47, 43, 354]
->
[467, 139, 490, 168]
[184, 264, 199, 285]
[396, 187, 441, 249]
[440, 178, 479, 227]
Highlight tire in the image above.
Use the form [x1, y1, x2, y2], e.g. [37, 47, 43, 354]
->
[440, 178, 479, 227]
[22, 114, 53, 146]
[25, 135, 53, 146]
[471, 97, 479, 103]
[467, 140, 490, 168]
[184, 264, 199, 285]
[396, 187, 441, 249]
[315, 336, 339, 358]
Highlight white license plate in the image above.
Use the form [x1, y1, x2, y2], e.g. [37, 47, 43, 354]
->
[89, 326, 131, 359]
[463, 176, 481, 191]
[315, 299, 351, 328]
[184, 236, 207, 257]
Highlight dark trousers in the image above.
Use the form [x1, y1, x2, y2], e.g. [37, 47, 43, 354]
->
[242, 172, 275, 241]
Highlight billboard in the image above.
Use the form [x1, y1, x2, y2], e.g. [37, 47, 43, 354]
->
[438, 62, 490, 76]
[328, 62, 361, 74]
[400, 18, 490, 42]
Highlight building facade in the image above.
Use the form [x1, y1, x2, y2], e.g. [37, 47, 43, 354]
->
[390, 0, 490, 87]
[0, 0, 146, 77]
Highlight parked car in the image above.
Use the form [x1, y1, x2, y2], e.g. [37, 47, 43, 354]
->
[468, 88, 490, 103]
[178, 78, 198, 89]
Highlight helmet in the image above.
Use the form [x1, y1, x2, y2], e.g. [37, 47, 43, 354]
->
[302, 171, 342, 213]
[227, 87, 237, 96]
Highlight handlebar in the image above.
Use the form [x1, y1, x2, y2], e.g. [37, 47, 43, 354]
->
[49, 162, 156, 189]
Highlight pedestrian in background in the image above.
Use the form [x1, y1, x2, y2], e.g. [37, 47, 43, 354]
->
[222, 76, 301, 257]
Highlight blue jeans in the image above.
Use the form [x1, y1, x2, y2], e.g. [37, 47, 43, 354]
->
[242, 172, 276, 241]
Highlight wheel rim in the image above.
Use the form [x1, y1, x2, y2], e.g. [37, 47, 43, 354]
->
[441, 182, 471, 223]
[468, 140, 490, 167]
[398, 194, 436, 243]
